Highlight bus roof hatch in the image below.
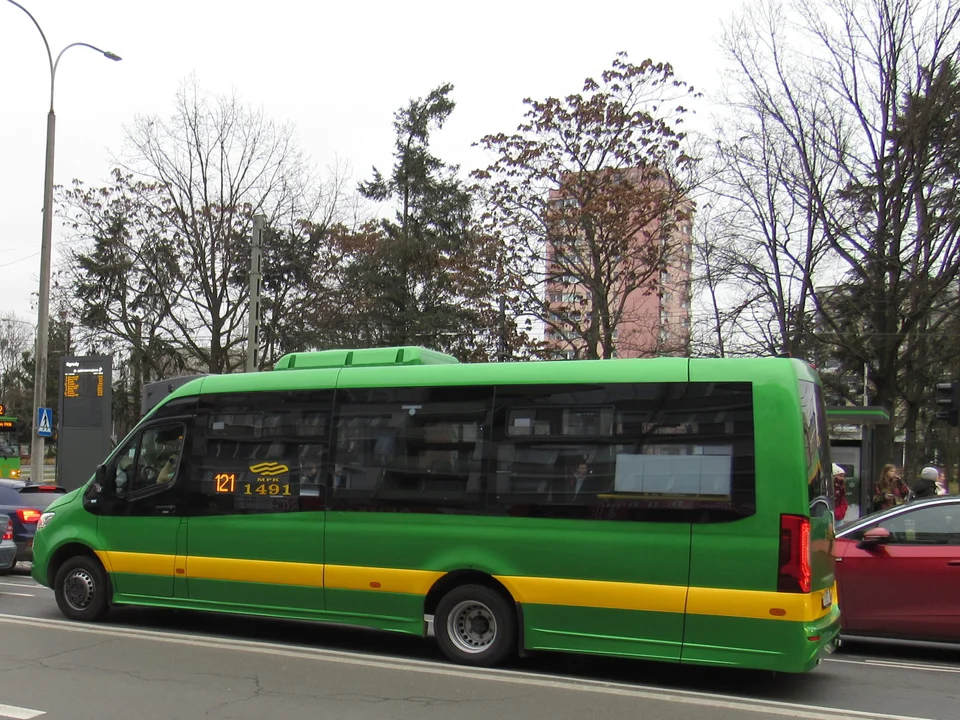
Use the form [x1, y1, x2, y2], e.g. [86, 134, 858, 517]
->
[274, 346, 460, 371]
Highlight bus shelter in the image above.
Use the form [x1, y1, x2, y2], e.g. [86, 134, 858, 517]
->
[826, 406, 890, 524]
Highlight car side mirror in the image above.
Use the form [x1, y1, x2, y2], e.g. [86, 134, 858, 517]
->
[857, 526, 891, 550]
[93, 464, 110, 494]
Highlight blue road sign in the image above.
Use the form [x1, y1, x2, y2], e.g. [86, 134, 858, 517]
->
[37, 407, 53, 437]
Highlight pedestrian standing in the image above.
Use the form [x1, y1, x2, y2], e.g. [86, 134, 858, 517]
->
[936, 468, 949, 496]
[910, 466, 940, 500]
[832, 463, 848, 522]
[874, 464, 909, 511]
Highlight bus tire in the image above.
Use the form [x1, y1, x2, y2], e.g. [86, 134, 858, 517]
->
[435, 584, 517, 667]
[54, 555, 109, 622]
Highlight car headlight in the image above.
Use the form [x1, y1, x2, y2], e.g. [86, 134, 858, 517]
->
[37, 512, 55, 530]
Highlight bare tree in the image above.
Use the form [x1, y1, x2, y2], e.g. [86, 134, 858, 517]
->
[0, 318, 32, 382]
[121, 77, 321, 373]
[0, 317, 33, 422]
[707, 102, 835, 356]
[688, 200, 741, 357]
[721, 0, 960, 470]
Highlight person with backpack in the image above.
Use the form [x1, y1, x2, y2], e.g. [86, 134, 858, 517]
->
[910, 466, 940, 500]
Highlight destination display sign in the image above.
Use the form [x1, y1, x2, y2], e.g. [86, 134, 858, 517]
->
[202, 462, 300, 512]
[62, 361, 105, 399]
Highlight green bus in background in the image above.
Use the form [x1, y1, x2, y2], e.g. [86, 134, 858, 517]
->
[31, 347, 840, 673]
[0, 405, 21, 479]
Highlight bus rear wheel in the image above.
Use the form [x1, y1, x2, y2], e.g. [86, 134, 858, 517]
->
[54, 556, 109, 622]
[435, 584, 516, 667]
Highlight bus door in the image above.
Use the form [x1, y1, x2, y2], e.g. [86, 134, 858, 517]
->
[489, 381, 695, 662]
[182, 391, 333, 615]
[90, 420, 189, 598]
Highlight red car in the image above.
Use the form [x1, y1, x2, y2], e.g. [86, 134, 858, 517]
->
[834, 496, 960, 643]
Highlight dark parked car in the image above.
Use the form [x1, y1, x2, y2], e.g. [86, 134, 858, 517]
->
[834, 495, 960, 644]
[0, 480, 66, 572]
[0, 517, 16, 572]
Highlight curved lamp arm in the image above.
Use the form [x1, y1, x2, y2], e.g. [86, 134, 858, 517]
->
[5, 1, 122, 111]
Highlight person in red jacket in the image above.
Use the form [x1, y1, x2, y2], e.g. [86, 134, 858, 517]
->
[832, 463, 848, 522]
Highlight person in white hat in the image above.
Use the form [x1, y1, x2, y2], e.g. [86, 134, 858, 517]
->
[911, 466, 940, 499]
[832, 463, 848, 521]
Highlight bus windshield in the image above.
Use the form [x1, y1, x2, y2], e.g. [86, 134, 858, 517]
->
[0, 431, 17, 459]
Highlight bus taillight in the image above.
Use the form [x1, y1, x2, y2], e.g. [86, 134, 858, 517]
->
[777, 514, 811, 593]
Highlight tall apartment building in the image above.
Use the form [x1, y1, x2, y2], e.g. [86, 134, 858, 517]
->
[542, 167, 693, 359]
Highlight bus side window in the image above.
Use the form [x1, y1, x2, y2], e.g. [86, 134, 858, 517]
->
[331, 386, 492, 512]
[490, 381, 755, 521]
[185, 390, 334, 515]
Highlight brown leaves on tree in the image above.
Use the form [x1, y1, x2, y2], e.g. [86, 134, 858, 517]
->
[473, 52, 699, 360]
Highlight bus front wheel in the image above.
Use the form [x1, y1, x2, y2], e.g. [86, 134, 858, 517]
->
[54, 555, 109, 622]
[435, 584, 517, 667]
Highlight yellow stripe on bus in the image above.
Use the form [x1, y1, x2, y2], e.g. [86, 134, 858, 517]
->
[96, 550, 175, 576]
[686, 585, 833, 623]
[97, 551, 834, 623]
[325, 565, 443, 595]
[495, 575, 687, 614]
[187, 556, 324, 588]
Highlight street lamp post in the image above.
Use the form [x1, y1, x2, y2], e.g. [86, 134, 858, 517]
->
[5, 0, 120, 483]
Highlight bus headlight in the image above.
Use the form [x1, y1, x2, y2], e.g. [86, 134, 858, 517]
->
[37, 512, 55, 530]
[9, 469, 19, 479]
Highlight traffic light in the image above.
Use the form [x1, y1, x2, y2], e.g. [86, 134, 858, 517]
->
[935, 381, 960, 427]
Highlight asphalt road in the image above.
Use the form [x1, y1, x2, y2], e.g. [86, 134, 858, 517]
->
[0, 564, 957, 720]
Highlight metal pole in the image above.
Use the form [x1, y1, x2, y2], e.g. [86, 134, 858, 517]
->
[246, 215, 264, 372]
[29, 109, 56, 485]
[7, 1, 120, 483]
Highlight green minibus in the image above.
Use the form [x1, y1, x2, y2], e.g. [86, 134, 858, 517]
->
[0, 407, 21, 480]
[31, 347, 840, 672]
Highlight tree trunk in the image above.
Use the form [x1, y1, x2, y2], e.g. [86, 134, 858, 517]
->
[902, 399, 921, 479]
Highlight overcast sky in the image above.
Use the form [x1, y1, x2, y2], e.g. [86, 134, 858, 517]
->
[1, 0, 743, 328]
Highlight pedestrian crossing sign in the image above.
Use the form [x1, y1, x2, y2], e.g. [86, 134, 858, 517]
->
[37, 407, 53, 437]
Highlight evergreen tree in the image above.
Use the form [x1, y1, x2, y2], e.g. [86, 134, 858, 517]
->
[352, 84, 507, 360]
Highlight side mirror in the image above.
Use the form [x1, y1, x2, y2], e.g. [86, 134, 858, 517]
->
[857, 526, 891, 550]
[91, 464, 111, 495]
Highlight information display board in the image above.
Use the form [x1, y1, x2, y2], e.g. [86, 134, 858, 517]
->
[57, 356, 113, 491]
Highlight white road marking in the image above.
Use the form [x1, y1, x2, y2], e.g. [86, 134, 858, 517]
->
[0, 582, 43, 590]
[827, 657, 960, 674]
[0, 593, 33, 598]
[0, 702, 45, 719]
[0, 613, 936, 720]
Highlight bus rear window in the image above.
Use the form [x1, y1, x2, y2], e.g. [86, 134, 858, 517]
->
[798, 380, 831, 516]
[17, 488, 65, 508]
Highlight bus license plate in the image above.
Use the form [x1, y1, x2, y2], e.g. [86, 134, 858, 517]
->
[821, 589, 832, 608]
